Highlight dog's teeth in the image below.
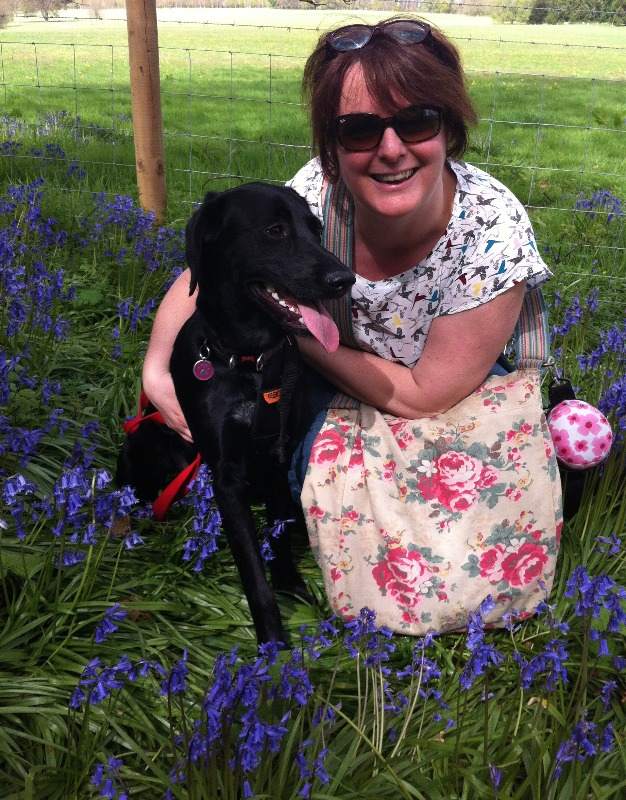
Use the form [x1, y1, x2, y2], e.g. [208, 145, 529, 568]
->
[271, 291, 280, 301]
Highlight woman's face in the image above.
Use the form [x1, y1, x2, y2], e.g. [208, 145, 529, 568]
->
[335, 63, 451, 225]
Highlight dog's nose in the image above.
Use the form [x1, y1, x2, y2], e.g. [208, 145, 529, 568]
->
[324, 270, 356, 294]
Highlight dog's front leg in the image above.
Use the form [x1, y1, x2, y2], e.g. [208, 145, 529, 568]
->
[212, 464, 287, 645]
[264, 469, 311, 602]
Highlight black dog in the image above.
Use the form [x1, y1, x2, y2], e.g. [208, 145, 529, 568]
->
[118, 183, 354, 644]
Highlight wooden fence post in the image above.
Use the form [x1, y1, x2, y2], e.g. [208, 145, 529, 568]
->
[125, 0, 167, 223]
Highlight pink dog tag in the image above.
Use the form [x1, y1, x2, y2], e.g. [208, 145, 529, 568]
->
[193, 358, 215, 381]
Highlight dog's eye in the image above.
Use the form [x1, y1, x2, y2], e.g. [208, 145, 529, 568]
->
[264, 223, 289, 240]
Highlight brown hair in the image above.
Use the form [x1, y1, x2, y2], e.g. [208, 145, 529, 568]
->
[302, 17, 478, 181]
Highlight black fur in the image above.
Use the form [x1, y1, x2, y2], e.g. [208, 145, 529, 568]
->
[118, 183, 354, 644]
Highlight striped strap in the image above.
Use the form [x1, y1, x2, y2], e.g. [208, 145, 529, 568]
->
[322, 179, 549, 372]
[514, 284, 550, 370]
[321, 179, 360, 350]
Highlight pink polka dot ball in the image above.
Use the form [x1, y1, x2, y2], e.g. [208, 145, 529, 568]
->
[547, 399, 613, 470]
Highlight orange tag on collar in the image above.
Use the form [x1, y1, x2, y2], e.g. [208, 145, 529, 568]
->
[263, 388, 281, 404]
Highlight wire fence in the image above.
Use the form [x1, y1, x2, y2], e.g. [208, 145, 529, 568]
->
[0, 7, 624, 300]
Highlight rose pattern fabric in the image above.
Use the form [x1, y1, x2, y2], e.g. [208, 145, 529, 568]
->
[302, 370, 563, 635]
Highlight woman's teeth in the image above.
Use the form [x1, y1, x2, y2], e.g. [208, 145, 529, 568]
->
[373, 168, 417, 184]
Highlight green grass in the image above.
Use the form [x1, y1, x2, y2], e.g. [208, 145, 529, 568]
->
[2, 12, 624, 319]
[1, 10, 625, 800]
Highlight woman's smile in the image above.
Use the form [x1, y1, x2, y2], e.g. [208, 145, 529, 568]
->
[370, 167, 419, 185]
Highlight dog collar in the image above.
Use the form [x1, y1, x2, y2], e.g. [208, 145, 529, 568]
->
[193, 338, 288, 381]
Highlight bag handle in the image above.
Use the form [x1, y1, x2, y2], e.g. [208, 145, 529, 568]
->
[322, 178, 549, 371]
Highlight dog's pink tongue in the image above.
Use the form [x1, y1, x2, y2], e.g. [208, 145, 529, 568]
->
[298, 302, 340, 353]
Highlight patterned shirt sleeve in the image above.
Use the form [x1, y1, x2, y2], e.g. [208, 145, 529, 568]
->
[438, 173, 552, 316]
[285, 157, 324, 223]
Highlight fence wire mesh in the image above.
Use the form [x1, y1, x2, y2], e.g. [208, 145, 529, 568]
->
[0, 7, 624, 302]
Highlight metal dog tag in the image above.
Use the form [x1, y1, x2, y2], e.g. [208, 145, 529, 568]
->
[193, 342, 214, 381]
[193, 358, 214, 381]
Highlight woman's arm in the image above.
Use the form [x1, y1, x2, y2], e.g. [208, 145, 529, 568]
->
[142, 268, 197, 441]
[296, 282, 526, 419]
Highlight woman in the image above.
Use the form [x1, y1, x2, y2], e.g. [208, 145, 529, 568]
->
[143, 17, 550, 445]
[144, 17, 560, 633]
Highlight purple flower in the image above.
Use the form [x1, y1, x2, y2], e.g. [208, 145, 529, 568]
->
[599, 374, 626, 433]
[94, 603, 127, 644]
[300, 616, 340, 660]
[343, 607, 395, 667]
[273, 650, 313, 706]
[70, 656, 166, 710]
[90, 756, 128, 800]
[182, 465, 221, 570]
[489, 764, 502, 791]
[565, 567, 626, 624]
[123, 530, 144, 550]
[161, 650, 189, 697]
[553, 717, 615, 780]
[260, 537, 274, 563]
[295, 739, 330, 798]
[514, 638, 569, 692]
[58, 550, 86, 568]
[600, 680, 617, 710]
[460, 596, 504, 691]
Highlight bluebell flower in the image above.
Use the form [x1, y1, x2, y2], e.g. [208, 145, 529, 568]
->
[551, 294, 583, 338]
[300, 616, 340, 660]
[489, 764, 502, 791]
[578, 321, 625, 373]
[553, 717, 615, 780]
[182, 465, 222, 571]
[343, 607, 395, 668]
[274, 650, 313, 706]
[90, 756, 128, 800]
[95, 603, 127, 644]
[599, 374, 626, 433]
[536, 600, 570, 634]
[460, 596, 504, 691]
[123, 530, 144, 550]
[58, 550, 87, 568]
[295, 739, 330, 798]
[67, 160, 86, 180]
[564, 567, 626, 625]
[2, 473, 36, 505]
[161, 650, 189, 696]
[269, 518, 294, 538]
[514, 638, 569, 691]
[600, 680, 617, 710]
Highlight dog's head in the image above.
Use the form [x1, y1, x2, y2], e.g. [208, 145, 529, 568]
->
[185, 183, 355, 352]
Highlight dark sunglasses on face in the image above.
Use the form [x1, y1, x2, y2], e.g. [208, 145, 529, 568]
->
[334, 105, 443, 152]
[325, 19, 431, 54]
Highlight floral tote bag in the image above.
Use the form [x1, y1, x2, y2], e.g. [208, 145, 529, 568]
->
[301, 182, 563, 634]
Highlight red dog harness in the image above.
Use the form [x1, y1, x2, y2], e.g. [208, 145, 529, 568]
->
[123, 391, 202, 521]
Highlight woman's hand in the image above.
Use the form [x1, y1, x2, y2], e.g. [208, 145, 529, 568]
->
[142, 367, 193, 443]
[141, 268, 197, 442]
[296, 282, 527, 418]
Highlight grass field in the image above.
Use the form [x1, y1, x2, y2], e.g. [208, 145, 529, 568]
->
[1, 9, 625, 800]
[1, 10, 624, 306]
[1, 10, 625, 209]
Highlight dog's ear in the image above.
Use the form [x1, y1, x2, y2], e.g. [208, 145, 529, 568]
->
[185, 191, 222, 295]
